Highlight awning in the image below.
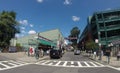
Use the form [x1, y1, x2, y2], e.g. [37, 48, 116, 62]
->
[38, 39, 56, 46]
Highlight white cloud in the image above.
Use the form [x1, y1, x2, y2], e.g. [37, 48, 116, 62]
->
[19, 20, 28, 25]
[21, 27, 25, 30]
[15, 34, 20, 38]
[106, 8, 111, 10]
[64, 0, 72, 5]
[37, 0, 43, 3]
[72, 16, 80, 22]
[15, 34, 24, 38]
[19, 20, 34, 28]
[28, 30, 36, 34]
[21, 30, 26, 33]
[30, 24, 33, 27]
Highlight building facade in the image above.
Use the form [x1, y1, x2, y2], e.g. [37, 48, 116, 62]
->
[79, 9, 120, 55]
[11, 29, 64, 51]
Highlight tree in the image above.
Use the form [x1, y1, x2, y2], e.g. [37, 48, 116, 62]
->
[69, 27, 80, 48]
[85, 39, 99, 51]
[0, 11, 20, 50]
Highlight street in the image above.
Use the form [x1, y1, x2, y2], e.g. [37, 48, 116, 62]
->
[0, 52, 120, 73]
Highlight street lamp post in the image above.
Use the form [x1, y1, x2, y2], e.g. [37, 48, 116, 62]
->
[34, 36, 40, 59]
[99, 43, 102, 60]
[95, 39, 102, 60]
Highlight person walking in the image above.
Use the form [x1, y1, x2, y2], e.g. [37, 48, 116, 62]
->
[35, 48, 40, 59]
[117, 50, 120, 61]
[106, 49, 111, 64]
[29, 46, 33, 56]
[94, 51, 97, 59]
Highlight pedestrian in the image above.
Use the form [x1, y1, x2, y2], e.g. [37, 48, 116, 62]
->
[96, 50, 99, 57]
[106, 49, 111, 64]
[35, 48, 40, 59]
[101, 50, 104, 60]
[29, 46, 33, 56]
[98, 50, 102, 60]
[40, 49, 44, 57]
[117, 50, 120, 61]
[94, 51, 97, 59]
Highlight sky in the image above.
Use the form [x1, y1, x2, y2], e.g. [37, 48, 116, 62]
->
[0, 0, 120, 38]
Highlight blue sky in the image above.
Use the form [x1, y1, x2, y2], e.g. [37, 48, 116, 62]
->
[0, 0, 120, 38]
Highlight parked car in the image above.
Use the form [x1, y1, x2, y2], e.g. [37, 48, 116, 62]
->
[9, 46, 17, 53]
[50, 47, 62, 59]
[74, 49, 80, 55]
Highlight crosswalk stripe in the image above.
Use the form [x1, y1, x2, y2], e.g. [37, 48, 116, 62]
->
[70, 61, 75, 67]
[84, 62, 90, 67]
[118, 68, 120, 70]
[71, 61, 74, 64]
[77, 61, 82, 67]
[0, 60, 30, 71]
[54, 61, 61, 66]
[63, 61, 67, 66]
[16, 61, 26, 64]
[94, 62, 104, 66]
[41, 60, 50, 65]
[89, 62, 97, 67]
[36, 60, 46, 64]
[0, 63, 10, 68]
[0, 61, 8, 62]
[7, 62, 17, 66]
[48, 61, 56, 65]
[9, 60, 23, 65]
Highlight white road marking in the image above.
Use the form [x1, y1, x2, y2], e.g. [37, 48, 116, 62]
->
[36, 60, 105, 68]
[70, 61, 75, 67]
[94, 62, 104, 66]
[90, 62, 97, 67]
[8, 62, 17, 66]
[9, 60, 24, 65]
[54, 61, 62, 66]
[0, 60, 30, 71]
[41, 60, 51, 65]
[0, 63, 11, 68]
[63, 61, 67, 66]
[77, 61, 82, 67]
[84, 62, 90, 67]
[36, 60, 46, 64]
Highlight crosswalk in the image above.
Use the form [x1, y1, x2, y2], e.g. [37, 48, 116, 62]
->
[0, 60, 29, 71]
[36, 60, 105, 68]
[0, 60, 119, 71]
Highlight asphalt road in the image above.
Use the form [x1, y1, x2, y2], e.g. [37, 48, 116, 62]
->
[0, 52, 120, 73]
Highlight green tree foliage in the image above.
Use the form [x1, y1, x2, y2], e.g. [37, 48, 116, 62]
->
[85, 39, 99, 51]
[0, 11, 20, 49]
[16, 43, 21, 47]
[69, 27, 80, 47]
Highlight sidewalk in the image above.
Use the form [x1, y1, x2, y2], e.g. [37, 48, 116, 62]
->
[87, 54, 120, 67]
[17, 55, 49, 63]
[0, 52, 49, 63]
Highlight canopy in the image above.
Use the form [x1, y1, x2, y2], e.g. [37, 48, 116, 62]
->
[38, 39, 56, 47]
